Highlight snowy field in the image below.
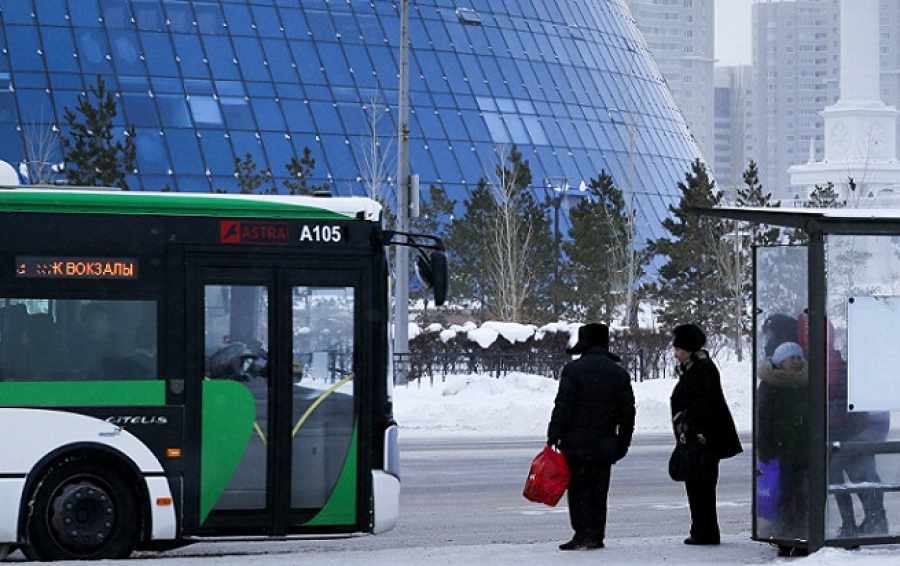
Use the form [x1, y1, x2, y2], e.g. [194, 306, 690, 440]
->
[394, 355, 751, 439]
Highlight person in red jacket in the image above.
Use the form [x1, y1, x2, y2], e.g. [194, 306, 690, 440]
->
[548, 323, 636, 551]
[797, 312, 889, 537]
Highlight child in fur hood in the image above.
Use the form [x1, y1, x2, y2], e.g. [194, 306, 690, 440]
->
[756, 341, 808, 538]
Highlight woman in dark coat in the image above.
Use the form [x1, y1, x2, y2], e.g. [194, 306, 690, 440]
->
[669, 324, 742, 546]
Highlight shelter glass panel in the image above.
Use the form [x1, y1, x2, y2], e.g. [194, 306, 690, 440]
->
[825, 235, 899, 542]
[754, 245, 809, 544]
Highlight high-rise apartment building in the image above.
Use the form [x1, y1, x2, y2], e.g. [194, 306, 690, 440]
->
[878, 0, 900, 140]
[749, 0, 900, 200]
[749, 0, 839, 199]
[625, 0, 716, 161]
[714, 66, 753, 195]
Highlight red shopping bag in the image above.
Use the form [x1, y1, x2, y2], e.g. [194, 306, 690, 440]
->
[523, 445, 570, 506]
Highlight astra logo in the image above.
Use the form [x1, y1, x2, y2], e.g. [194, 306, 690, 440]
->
[220, 220, 290, 245]
[106, 416, 169, 426]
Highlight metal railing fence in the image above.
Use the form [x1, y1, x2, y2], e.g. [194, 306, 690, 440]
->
[393, 350, 650, 385]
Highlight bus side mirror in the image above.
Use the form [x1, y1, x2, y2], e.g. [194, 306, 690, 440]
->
[415, 250, 448, 306]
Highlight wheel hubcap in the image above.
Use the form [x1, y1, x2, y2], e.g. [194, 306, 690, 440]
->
[49, 481, 115, 549]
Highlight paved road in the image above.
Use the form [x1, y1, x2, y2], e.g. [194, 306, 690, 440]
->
[387, 434, 752, 547]
[132, 433, 754, 560]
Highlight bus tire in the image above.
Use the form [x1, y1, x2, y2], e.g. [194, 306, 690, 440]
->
[24, 459, 140, 561]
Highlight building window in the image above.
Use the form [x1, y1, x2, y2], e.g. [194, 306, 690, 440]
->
[456, 8, 482, 26]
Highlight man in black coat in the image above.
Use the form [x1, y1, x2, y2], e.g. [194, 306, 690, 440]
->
[548, 323, 636, 550]
[669, 323, 743, 546]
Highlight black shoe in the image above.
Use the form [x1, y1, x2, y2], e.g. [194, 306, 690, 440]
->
[559, 539, 603, 550]
[859, 511, 888, 535]
[684, 537, 720, 546]
[837, 523, 857, 538]
[777, 544, 808, 557]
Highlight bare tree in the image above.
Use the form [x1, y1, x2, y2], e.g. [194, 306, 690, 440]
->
[357, 96, 397, 212]
[21, 121, 62, 184]
[486, 175, 533, 321]
[484, 144, 538, 322]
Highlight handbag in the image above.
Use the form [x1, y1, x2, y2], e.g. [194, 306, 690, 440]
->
[523, 445, 570, 507]
[668, 433, 716, 482]
[756, 459, 781, 521]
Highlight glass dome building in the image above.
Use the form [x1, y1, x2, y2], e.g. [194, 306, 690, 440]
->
[0, 0, 703, 241]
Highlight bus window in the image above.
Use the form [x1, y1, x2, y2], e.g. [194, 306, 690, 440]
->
[205, 284, 270, 511]
[291, 286, 354, 510]
[0, 299, 157, 382]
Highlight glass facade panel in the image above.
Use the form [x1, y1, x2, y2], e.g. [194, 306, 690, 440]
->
[0, 0, 702, 247]
[166, 129, 204, 174]
[204, 36, 239, 79]
[69, 0, 101, 28]
[198, 130, 236, 175]
[122, 93, 161, 128]
[133, 1, 166, 31]
[39, 27, 79, 73]
[7, 26, 44, 71]
[134, 127, 170, 174]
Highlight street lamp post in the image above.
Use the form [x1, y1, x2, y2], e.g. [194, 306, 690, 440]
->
[723, 225, 747, 362]
[545, 177, 569, 320]
[394, 0, 411, 384]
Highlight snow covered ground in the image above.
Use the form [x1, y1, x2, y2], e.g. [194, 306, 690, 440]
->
[394, 356, 751, 439]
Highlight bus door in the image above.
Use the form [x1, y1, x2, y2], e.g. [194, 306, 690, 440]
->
[188, 262, 359, 535]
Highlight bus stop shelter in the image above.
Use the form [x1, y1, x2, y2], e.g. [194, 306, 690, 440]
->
[697, 206, 900, 555]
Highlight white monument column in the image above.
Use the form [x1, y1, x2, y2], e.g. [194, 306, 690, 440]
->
[840, 0, 880, 103]
[790, 0, 900, 203]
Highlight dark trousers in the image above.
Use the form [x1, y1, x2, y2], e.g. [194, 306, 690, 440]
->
[831, 452, 884, 527]
[565, 457, 612, 544]
[685, 461, 720, 542]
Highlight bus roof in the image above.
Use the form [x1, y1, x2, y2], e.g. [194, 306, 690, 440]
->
[0, 188, 383, 221]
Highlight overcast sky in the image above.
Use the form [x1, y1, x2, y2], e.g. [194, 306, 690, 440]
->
[715, 0, 753, 66]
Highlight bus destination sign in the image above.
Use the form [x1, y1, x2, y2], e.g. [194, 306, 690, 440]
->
[16, 256, 138, 279]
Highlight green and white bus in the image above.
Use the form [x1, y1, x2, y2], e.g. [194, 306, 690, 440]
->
[0, 188, 447, 561]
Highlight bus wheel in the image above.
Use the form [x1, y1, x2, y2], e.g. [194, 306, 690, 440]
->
[25, 459, 140, 561]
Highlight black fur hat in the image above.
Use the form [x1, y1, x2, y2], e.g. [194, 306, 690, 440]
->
[566, 323, 610, 355]
[672, 323, 706, 352]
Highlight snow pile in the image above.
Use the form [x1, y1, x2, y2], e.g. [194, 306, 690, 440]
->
[395, 354, 752, 438]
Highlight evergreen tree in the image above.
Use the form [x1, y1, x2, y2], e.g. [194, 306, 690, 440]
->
[412, 184, 456, 323]
[723, 160, 783, 359]
[648, 159, 733, 337]
[561, 171, 646, 323]
[520, 187, 555, 322]
[413, 184, 455, 240]
[283, 147, 330, 195]
[446, 181, 494, 320]
[233, 153, 274, 194]
[61, 76, 137, 190]
[736, 160, 782, 247]
[446, 146, 553, 322]
[807, 180, 845, 208]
